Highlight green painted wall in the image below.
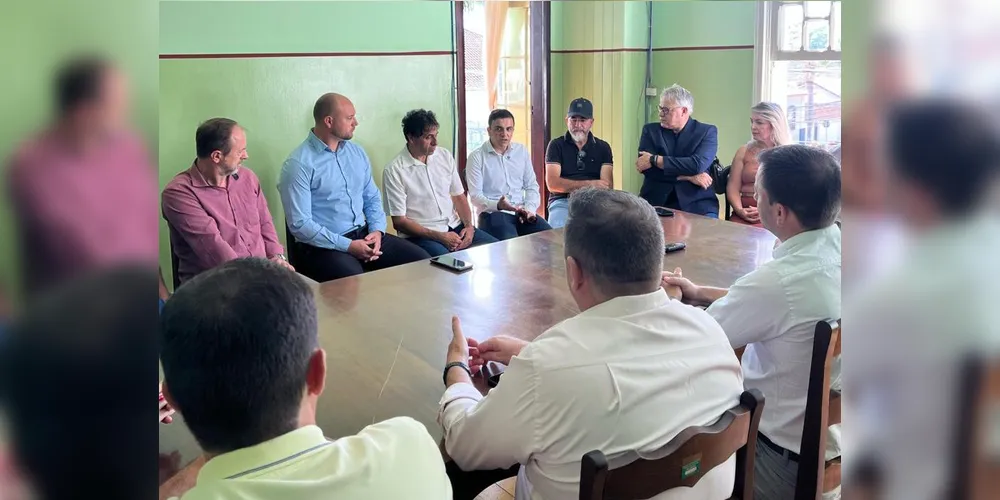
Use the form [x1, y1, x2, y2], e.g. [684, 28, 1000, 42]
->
[0, 0, 157, 299]
[160, 1, 452, 55]
[550, 0, 756, 208]
[158, 1, 455, 288]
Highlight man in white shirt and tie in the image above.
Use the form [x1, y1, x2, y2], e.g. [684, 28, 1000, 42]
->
[438, 188, 745, 499]
[383, 109, 498, 256]
[466, 109, 552, 240]
[664, 144, 842, 499]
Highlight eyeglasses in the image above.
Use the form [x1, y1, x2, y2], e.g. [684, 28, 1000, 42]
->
[577, 150, 587, 170]
[658, 106, 674, 115]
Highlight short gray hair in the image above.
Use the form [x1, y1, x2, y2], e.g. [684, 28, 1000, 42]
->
[660, 84, 694, 115]
[564, 189, 665, 295]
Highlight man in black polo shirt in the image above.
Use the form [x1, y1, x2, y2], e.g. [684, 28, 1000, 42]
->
[544, 98, 614, 228]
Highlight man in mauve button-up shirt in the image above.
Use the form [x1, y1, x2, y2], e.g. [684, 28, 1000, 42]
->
[162, 118, 291, 285]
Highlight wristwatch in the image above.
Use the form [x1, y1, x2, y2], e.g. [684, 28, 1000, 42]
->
[443, 361, 472, 386]
[274, 254, 288, 261]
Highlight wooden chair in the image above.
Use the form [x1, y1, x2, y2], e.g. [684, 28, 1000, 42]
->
[284, 224, 302, 270]
[952, 353, 1000, 500]
[794, 319, 841, 500]
[579, 389, 765, 500]
[166, 224, 181, 291]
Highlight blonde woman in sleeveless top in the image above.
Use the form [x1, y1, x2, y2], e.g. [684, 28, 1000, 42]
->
[728, 102, 791, 226]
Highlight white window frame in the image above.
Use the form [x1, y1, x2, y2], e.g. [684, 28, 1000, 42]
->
[753, 1, 842, 104]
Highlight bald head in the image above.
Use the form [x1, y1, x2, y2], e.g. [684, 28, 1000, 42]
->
[312, 93, 357, 141]
[313, 93, 348, 123]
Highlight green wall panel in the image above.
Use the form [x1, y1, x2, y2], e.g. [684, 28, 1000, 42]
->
[651, 1, 755, 48]
[160, 1, 453, 55]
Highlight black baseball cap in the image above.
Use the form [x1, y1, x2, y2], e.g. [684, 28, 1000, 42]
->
[567, 98, 593, 119]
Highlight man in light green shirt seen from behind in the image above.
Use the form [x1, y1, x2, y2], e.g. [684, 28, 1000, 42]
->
[159, 258, 451, 499]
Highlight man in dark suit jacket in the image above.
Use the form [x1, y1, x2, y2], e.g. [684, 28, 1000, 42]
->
[636, 84, 720, 217]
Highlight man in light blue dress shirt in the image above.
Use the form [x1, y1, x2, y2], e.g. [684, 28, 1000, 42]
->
[278, 93, 429, 282]
[466, 109, 551, 240]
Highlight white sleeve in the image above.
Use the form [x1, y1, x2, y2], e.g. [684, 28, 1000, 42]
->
[438, 356, 537, 470]
[706, 266, 790, 348]
[381, 164, 407, 217]
[465, 150, 496, 213]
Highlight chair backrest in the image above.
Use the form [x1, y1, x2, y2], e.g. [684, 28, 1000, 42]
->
[166, 223, 181, 291]
[794, 319, 841, 500]
[828, 332, 842, 426]
[284, 224, 299, 268]
[952, 353, 1000, 500]
[580, 389, 765, 500]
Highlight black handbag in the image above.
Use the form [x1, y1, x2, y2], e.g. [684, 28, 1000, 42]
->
[709, 157, 730, 195]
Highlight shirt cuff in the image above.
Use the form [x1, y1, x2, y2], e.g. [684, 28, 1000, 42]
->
[437, 382, 483, 426]
[369, 221, 388, 235]
[485, 197, 500, 213]
[332, 233, 352, 253]
[265, 244, 285, 259]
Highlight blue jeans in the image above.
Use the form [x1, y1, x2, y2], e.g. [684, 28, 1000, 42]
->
[753, 435, 841, 500]
[547, 198, 570, 228]
[407, 223, 498, 257]
[478, 212, 551, 241]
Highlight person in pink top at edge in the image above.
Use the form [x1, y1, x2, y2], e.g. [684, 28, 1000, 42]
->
[6, 56, 160, 299]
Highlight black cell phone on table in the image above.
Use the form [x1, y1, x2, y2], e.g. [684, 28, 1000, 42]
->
[429, 255, 473, 273]
[654, 207, 674, 217]
[482, 361, 505, 388]
[665, 242, 686, 253]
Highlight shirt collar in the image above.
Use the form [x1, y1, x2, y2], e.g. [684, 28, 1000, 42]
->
[910, 212, 1000, 255]
[188, 161, 233, 189]
[578, 288, 671, 320]
[563, 131, 595, 145]
[482, 140, 512, 157]
[398, 146, 432, 167]
[307, 131, 335, 153]
[773, 224, 840, 259]
[197, 425, 328, 483]
[664, 117, 693, 136]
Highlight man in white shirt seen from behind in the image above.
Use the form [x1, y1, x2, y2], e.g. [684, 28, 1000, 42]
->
[466, 108, 552, 240]
[382, 109, 498, 257]
[439, 188, 745, 500]
[663, 144, 842, 500]
[159, 258, 451, 499]
[845, 101, 1000, 500]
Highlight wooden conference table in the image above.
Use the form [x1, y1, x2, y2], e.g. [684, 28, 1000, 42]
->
[158, 211, 777, 476]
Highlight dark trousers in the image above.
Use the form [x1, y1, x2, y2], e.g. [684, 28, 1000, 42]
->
[287, 227, 430, 283]
[406, 223, 499, 257]
[445, 460, 519, 500]
[477, 212, 552, 241]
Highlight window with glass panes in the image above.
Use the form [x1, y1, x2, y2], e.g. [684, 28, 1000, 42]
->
[754, 1, 842, 152]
